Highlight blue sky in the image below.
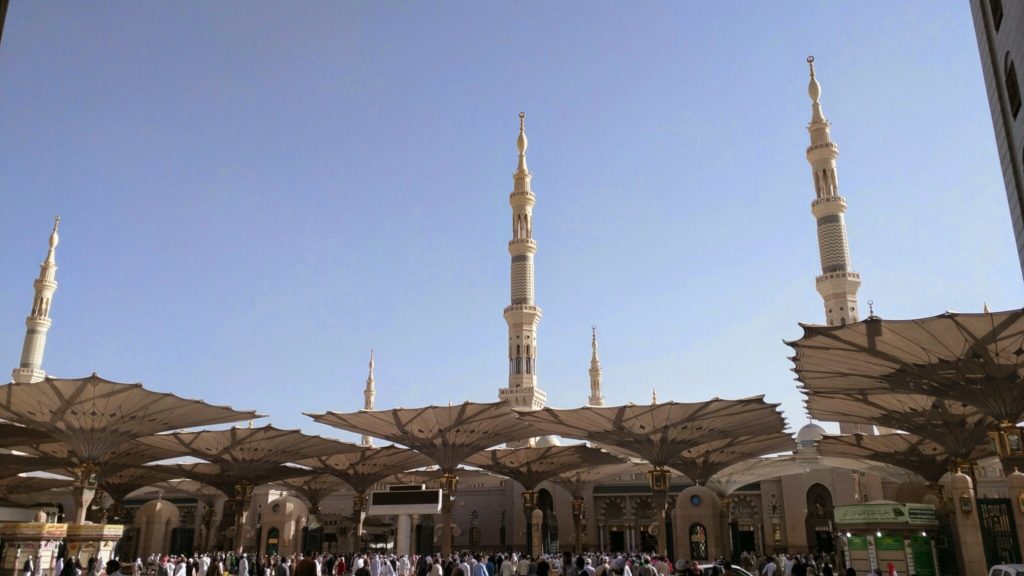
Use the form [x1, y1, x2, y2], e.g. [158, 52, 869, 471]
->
[0, 2, 1019, 443]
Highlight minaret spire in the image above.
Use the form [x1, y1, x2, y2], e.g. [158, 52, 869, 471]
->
[499, 112, 547, 414]
[361, 350, 376, 447]
[805, 57, 861, 328]
[588, 326, 604, 406]
[13, 217, 61, 384]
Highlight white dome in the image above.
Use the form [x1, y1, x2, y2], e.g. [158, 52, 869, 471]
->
[796, 423, 826, 445]
[536, 435, 561, 448]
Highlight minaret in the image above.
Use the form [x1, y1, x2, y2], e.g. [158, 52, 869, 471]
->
[806, 57, 861, 327]
[361, 350, 375, 447]
[588, 326, 604, 406]
[498, 113, 547, 410]
[12, 217, 61, 384]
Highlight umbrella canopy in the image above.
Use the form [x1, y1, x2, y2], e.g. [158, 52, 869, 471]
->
[306, 402, 538, 471]
[273, 474, 349, 509]
[295, 445, 433, 494]
[547, 462, 639, 498]
[465, 445, 624, 491]
[0, 453, 68, 477]
[0, 422, 54, 448]
[667, 432, 796, 485]
[0, 475, 73, 497]
[137, 425, 358, 476]
[155, 462, 312, 497]
[0, 374, 259, 463]
[21, 438, 191, 474]
[804, 393, 994, 461]
[789, 309, 1024, 423]
[816, 433, 994, 484]
[96, 466, 182, 503]
[705, 454, 922, 496]
[514, 398, 787, 467]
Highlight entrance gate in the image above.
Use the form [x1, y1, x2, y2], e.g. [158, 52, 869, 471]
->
[978, 498, 1021, 566]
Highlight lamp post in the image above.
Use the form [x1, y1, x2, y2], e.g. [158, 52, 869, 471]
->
[522, 491, 538, 557]
[255, 505, 263, 556]
[571, 497, 586, 555]
[352, 493, 369, 554]
[647, 468, 671, 556]
[439, 473, 458, 556]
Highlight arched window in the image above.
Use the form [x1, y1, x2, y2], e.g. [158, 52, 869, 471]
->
[992, 0, 1004, 31]
[1006, 54, 1022, 119]
[689, 523, 708, 560]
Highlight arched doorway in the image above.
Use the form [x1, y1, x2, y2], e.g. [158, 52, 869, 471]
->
[537, 489, 559, 554]
[689, 523, 708, 561]
[805, 483, 835, 554]
[266, 527, 280, 556]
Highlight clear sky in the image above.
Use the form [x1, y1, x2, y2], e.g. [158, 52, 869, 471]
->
[0, 2, 1019, 443]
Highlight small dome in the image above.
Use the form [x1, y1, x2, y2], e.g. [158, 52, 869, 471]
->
[536, 435, 561, 448]
[796, 423, 826, 445]
[950, 469, 973, 490]
[1008, 468, 1024, 489]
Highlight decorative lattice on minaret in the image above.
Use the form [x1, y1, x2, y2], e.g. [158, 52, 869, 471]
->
[13, 217, 61, 384]
[499, 113, 547, 411]
[588, 326, 604, 406]
[806, 57, 861, 328]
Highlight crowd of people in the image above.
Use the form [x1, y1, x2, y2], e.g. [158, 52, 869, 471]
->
[21, 549, 896, 576]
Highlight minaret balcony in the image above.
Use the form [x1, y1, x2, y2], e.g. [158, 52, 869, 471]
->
[25, 316, 53, 329]
[811, 195, 847, 218]
[508, 238, 537, 254]
[509, 190, 536, 206]
[504, 304, 543, 324]
[806, 142, 838, 154]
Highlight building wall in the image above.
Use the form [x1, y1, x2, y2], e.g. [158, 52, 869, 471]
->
[972, 0, 1024, 279]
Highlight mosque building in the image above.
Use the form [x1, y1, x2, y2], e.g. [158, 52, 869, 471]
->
[3, 61, 1019, 567]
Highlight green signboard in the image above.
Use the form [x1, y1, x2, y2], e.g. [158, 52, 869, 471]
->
[834, 503, 938, 526]
[847, 535, 869, 550]
[909, 536, 936, 576]
[875, 535, 904, 551]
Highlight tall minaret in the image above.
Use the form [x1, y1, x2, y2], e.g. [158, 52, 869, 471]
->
[361, 350, 375, 447]
[588, 326, 604, 406]
[806, 57, 861, 328]
[12, 217, 61, 384]
[498, 113, 547, 410]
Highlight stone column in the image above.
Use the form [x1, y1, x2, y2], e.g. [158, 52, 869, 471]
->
[352, 493, 368, 554]
[647, 468, 671, 556]
[71, 464, 99, 525]
[948, 470, 986, 576]
[522, 491, 538, 556]
[396, 515, 412, 557]
[439, 473, 458, 556]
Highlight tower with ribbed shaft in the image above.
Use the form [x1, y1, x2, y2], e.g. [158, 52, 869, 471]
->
[806, 57, 861, 327]
[588, 326, 604, 406]
[12, 217, 61, 384]
[499, 113, 547, 410]
[361, 350, 375, 447]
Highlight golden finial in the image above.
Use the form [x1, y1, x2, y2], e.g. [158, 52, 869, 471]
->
[519, 111, 525, 130]
[53, 216, 61, 232]
[807, 55, 815, 77]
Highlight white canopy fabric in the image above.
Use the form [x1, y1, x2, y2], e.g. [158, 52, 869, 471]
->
[465, 445, 624, 490]
[815, 432, 993, 483]
[295, 445, 433, 494]
[0, 374, 259, 463]
[667, 431, 795, 485]
[306, 402, 538, 471]
[804, 393, 993, 460]
[514, 398, 787, 467]
[789, 309, 1024, 423]
[138, 424, 356, 476]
